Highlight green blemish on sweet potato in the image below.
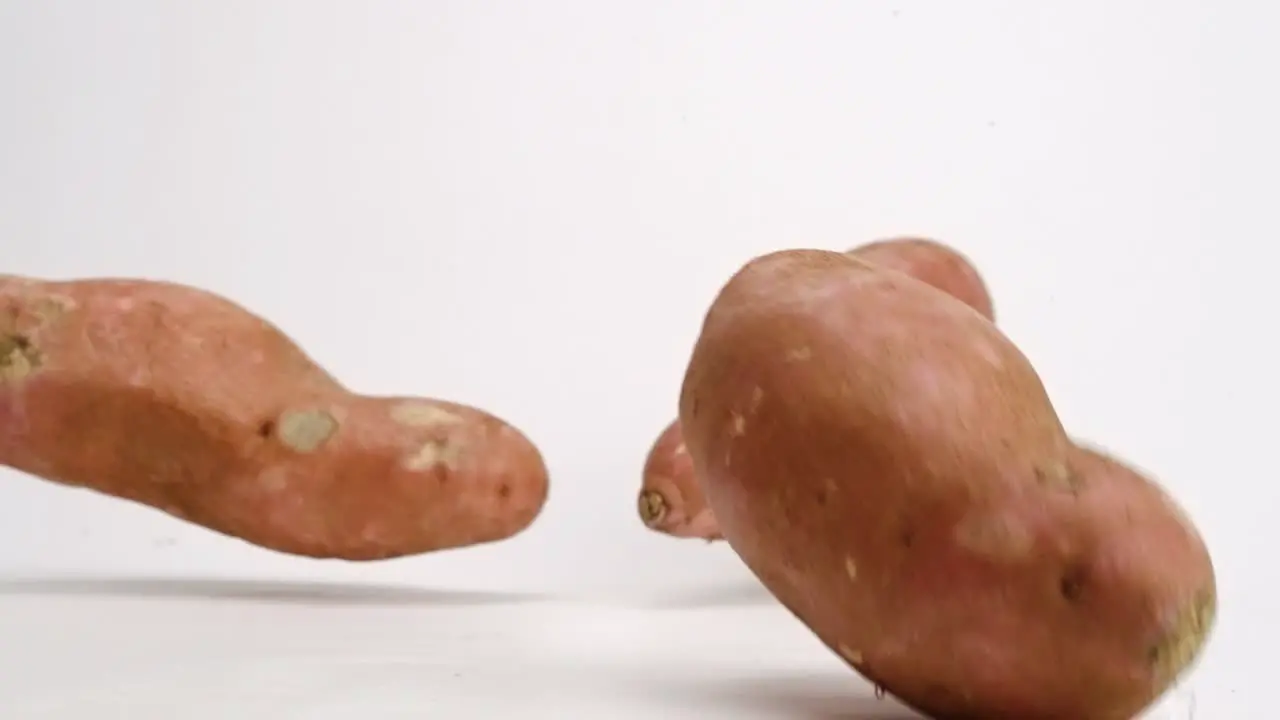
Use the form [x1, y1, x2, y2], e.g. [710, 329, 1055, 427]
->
[276, 409, 339, 453]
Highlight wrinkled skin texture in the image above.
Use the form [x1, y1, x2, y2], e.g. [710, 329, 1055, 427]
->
[639, 237, 994, 540]
[677, 249, 1215, 719]
[0, 275, 549, 560]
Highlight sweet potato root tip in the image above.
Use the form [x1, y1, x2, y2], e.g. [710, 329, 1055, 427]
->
[638, 489, 668, 527]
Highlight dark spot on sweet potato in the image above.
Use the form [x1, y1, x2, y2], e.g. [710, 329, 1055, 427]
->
[257, 420, 274, 438]
[497, 483, 511, 499]
[814, 485, 829, 507]
[899, 526, 916, 548]
[1059, 566, 1086, 602]
[0, 333, 41, 380]
[1, 334, 31, 353]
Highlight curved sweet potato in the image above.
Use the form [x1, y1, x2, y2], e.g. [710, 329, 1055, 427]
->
[0, 275, 549, 560]
[677, 249, 1214, 719]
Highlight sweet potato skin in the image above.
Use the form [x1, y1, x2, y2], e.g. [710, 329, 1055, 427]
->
[0, 275, 549, 560]
[639, 237, 994, 539]
[677, 249, 1214, 719]
[851, 236, 994, 322]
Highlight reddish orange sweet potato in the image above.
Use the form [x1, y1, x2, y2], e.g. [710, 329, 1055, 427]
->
[846, 236, 995, 322]
[677, 249, 1215, 719]
[0, 275, 549, 560]
[638, 237, 993, 540]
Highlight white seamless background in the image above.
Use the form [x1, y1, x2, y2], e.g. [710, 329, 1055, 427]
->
[0, 2, 1273, 717]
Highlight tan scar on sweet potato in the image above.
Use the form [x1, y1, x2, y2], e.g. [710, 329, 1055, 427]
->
[0, 275, 549, 560]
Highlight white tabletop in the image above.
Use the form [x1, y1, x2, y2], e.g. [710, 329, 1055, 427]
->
[0, 577, 1198, 719]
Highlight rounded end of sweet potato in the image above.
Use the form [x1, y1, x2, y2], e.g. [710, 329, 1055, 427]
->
[1150, 585, 1217, 690]
[431, 404, 552, 544]
[214, 397, 553, 561]
[1063, 446, 1219, 714]
[848, 236, 995, 322]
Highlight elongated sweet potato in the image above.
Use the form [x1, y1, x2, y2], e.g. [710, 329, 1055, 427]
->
[677, 249, 1215, 719]
[638, 237, 993, 539]
[0, 275, 549, 560]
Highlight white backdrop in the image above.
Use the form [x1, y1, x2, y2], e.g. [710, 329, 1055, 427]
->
[0, 2, 1274, 715]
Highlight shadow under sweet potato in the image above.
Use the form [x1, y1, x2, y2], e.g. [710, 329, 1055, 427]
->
[0, 576, 546, 606]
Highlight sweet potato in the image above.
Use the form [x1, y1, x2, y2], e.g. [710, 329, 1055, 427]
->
[0, 275, 549, 560]
[677, 249, 1215, 719]
[638, 237, 993, 539]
